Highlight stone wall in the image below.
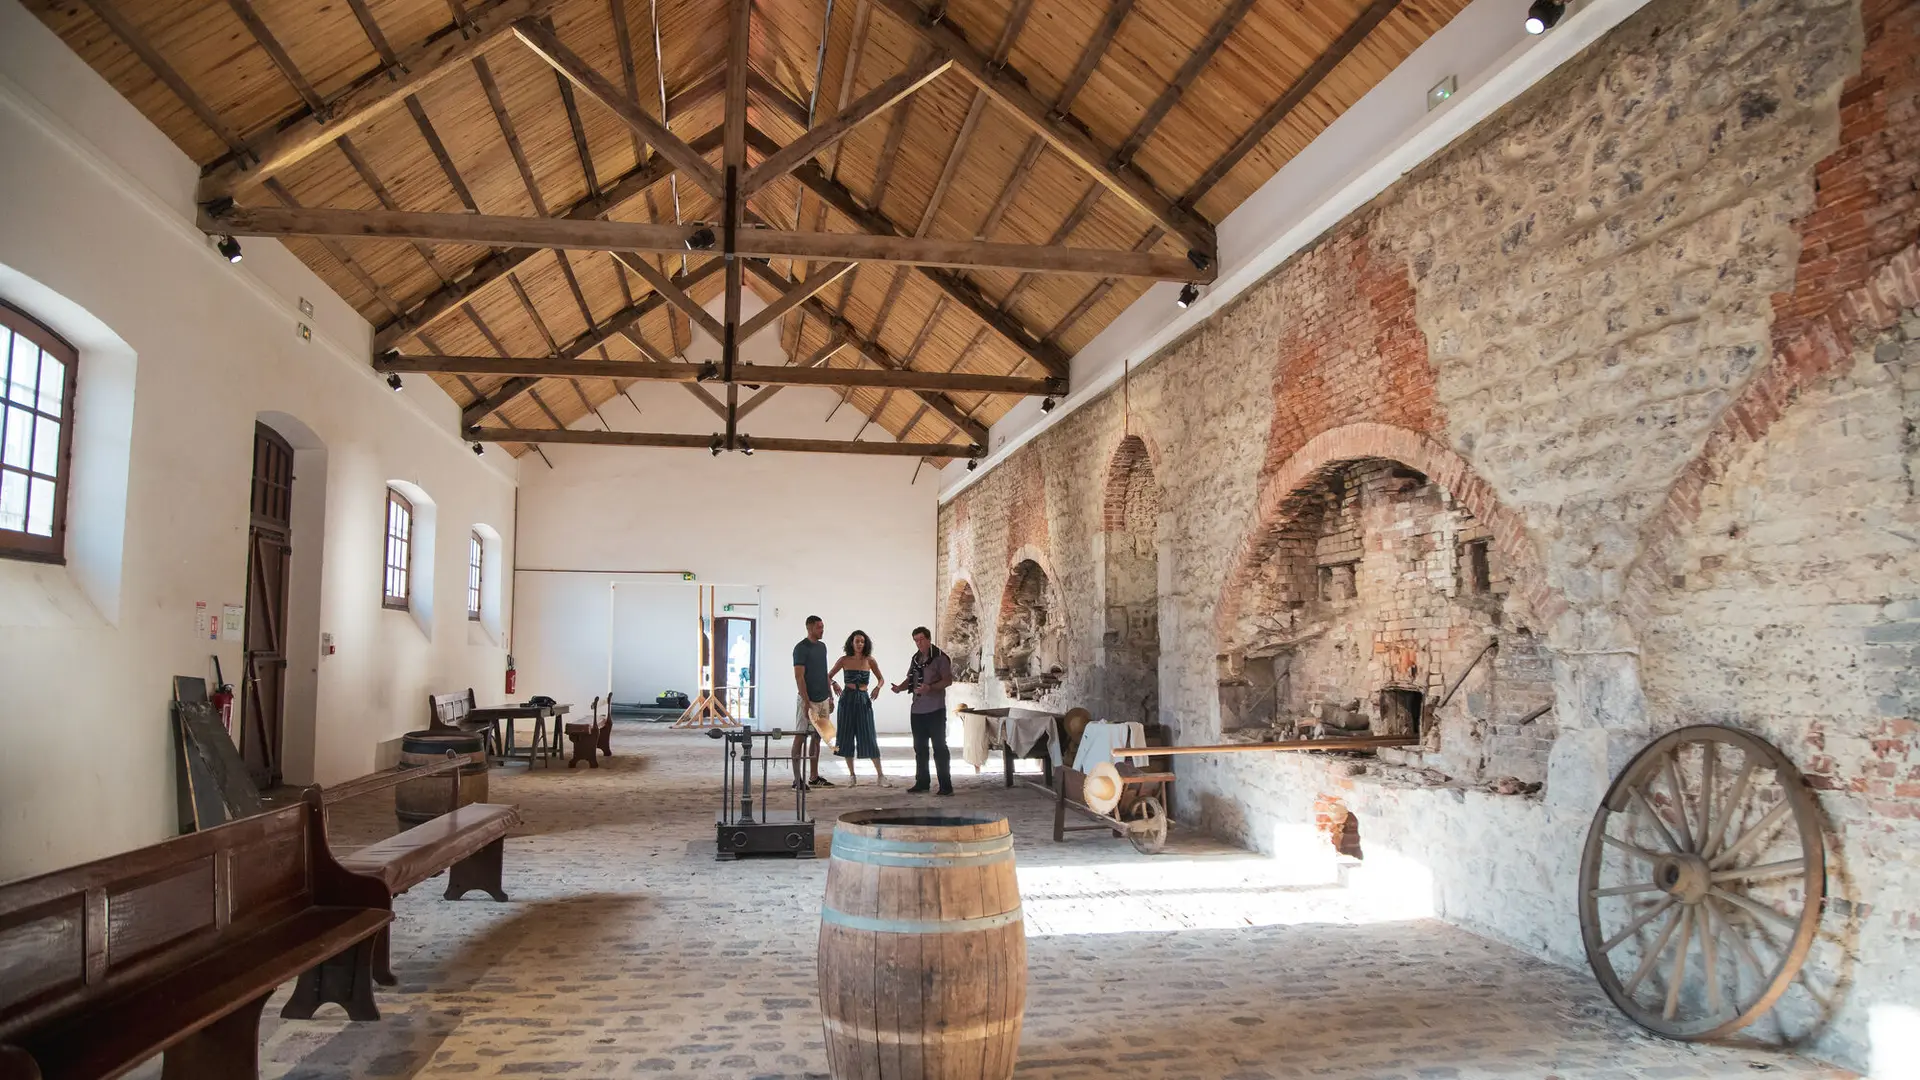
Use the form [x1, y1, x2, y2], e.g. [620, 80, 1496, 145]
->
[935, 0, 1920, 1067]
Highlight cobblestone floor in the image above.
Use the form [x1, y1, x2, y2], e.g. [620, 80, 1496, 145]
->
[221, 724, 1855, 1079]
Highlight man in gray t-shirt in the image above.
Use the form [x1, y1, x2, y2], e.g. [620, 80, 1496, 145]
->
[790, 616, 835, 788]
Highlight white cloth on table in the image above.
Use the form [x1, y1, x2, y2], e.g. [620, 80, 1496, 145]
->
[1001, 712, 1064, 767]
[1072, 720, 1146, 772]
[961, 712, 991, 771]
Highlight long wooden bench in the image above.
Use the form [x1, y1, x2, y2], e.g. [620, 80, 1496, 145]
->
[0, 789, 389, 1079]
[312, 755, 519, 989]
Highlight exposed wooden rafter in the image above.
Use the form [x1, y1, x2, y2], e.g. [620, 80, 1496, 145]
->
[472, 428, 978, 458]
[377, 355, 1057, 395]
[739, 56, 953, 199]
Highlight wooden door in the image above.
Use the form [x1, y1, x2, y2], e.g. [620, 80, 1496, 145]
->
[712, 616, 757, 720]
[240, 423, 294, 787]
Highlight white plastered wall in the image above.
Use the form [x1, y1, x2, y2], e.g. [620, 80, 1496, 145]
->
[0, 0, 518, 879]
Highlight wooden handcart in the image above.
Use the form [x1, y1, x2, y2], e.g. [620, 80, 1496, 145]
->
[1052, 762, 1174, 854]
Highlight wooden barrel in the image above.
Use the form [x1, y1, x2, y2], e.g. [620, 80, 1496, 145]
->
[395, 729, 487, 824]
[818, 810, 1026, 1079]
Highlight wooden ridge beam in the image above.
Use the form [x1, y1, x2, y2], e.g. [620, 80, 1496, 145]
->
[512, 18, 725, 197]
[196, 0, 551, 202]
[472, 427, 978, 458]
[204, 204, 1205, 280]
[740, 56, 953, 199]
[748, 126, 1072, 380]
[378, 354, 1058, 394]
[867, 0, 1213, 260]
[370, 124, 723, 352]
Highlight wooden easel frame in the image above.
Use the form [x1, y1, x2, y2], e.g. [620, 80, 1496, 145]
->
[674, 585, 737, 728]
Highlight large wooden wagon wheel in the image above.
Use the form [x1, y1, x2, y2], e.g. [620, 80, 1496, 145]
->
[1127, 796, 1167, 855]
[1578, 726, 1825, 1041]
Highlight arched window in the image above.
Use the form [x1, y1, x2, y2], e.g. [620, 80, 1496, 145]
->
[0, 302, 79, 562]
[382, 487, 413, 609]
[467, 530, 483, 621]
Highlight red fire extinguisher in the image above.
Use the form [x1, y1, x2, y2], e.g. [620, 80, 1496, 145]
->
[505, 655, 517, 697]
[211, 656, 235, 734]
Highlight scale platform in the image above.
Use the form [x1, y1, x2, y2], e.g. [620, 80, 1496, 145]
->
[715, 812, 815, 860]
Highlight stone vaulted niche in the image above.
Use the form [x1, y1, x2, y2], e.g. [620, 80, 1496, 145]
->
[1100, 436, 1160, 724]
[944, 579, 983, 683]
[996, 559, 1066, 701]
[1218, 457, 1555, 784]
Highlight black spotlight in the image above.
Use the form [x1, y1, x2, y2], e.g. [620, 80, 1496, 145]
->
[1524, 0, 1564, 33]
[386, 372, 404, 391]
[216, 235, 243, 263]
[1176, 282, 1200, 309]
[1185, 249, 1212, 272]
[1040, 396, 1056, 413]
[696, 360, 720, 382]
[740, 435, 754, 456]
[471, 441, 484, 456]
[686, 226, 717, 251]
[709, 434, 724, 456]
[967, 458, 980, 472]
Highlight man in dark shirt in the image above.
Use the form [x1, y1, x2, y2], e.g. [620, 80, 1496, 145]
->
[791, 616, 835, 789]
[891, 626, 954, 795]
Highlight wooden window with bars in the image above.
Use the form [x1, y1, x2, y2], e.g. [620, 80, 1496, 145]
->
[0, 303, 79, 563]
[383, 488, 413, 609]
[467, 531, 483, 621]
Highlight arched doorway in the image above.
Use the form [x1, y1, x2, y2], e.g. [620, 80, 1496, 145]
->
[1100, 435, 1160, 725]
[995, 558, 1065, 701]
[944, 579, 983, 684]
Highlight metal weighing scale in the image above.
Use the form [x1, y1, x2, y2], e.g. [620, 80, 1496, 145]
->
[708, 726, 815, 859]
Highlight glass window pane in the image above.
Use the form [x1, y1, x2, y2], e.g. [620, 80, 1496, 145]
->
[0, 329, 10, 401]
[31, 416, 59, 478]
[3, 407, 31, 469]
[37, 354, 64, 418]
[26, 476, 53, 536]
[0, 470, 25, 532]
[7, 334, 36, 406]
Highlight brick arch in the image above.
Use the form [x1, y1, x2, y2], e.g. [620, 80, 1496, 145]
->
[943, 575, 984, 682]
[1101, 432, 1163, 533]
[1214, 422, 1564, 649]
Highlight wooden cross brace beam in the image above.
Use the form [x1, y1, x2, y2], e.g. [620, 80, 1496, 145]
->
[471, 428, 979, 459]
[377, 354, 1062, 395]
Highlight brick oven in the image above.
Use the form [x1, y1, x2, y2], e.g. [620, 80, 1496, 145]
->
[996, 559, 1066, 701]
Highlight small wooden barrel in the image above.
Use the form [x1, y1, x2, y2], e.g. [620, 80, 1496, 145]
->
[819, 810, 1026, 1079]
[395, 729, 487, 824]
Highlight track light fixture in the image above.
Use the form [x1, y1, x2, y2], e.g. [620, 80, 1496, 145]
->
[1185, 249, 1212, 273]
[386, 373, 404, 391]
[471, 442, 484, 456]
[967, 458, 980, 472]
[740, 435, 753, 456]
[1176, 282, 1200, 309]
[216, 235, 243, 263]
[686, 226, 717, 251]
[709, 434, 724, 456]
[1524, 0, 1564, 33]
[1040, 396, 1056, 413]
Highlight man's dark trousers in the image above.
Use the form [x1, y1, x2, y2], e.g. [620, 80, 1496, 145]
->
[910, 709, 952, 793]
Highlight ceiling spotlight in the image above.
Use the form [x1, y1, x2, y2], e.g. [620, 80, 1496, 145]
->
[967, 458, 980, 472]
[1524, 0, 1564, 33]
[471, 442, 485, 456]
[216, 234, 243, 263]
[686, 226, 717, 251]
[740, 435, 753, 456]
[1040, 396, 1056, 413]
[1176, 282, 1200, 309]
[709, 434, 724, 456]
[696, 360, 720, 382]
[1185, 249, 1212, 272]
[386, 372, 404, 391]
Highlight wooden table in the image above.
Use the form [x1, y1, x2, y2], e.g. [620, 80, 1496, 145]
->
[958, 706, 1060, 787]
[466, 703, 570, 766]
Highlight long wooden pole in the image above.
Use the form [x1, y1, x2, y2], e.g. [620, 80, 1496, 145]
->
[1114, 735, 1420, 757]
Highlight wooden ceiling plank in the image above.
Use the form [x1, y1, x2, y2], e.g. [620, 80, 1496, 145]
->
[740, 56, 954, 199]
[342, 0, 402, 70]
[1047, 225, 1164, 342]
[405, 95, 483, 212]
[507, 273, 565, 355]
[975, 136, 1043, 241]
[868, 266, 913, 343]
[379, 354, 1051, 394]
[737, 335, 848, 418]
[513, 19, 725, 197]
[1114, 0, 1258, 166]
[473, 427, 977, 457]
[370, 124, 722, 351]
[334, 134, 458, 284]
[826, 0, 874, 182]
[997, 180, 1102, 311]
[737, 262, 856, 342]
[78, 0, 250, 160]
[1182, 0, 1405, 205]
[555, 74, 602, 199]
[1054, 0, 1133, 116]
[724, 0, 751, 175]
[913, 90, 985, 238]
[554, 251, 600, 335]
[260, 178, 403, 317]
[526, 385, 569, 428]
[865, 48, 930, 210]
[206, 204, 1204, 279]
[613, 254, 726, 341]
[868, 0, 1213, 260]
[222, 0, 327, 118]
[607, 0, 648, 169]
[196, 0, 552, 202]
[747, 71, 815, 131]
[473, 53, 553, 216]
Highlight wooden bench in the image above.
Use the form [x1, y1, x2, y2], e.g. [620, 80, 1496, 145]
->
[316, 756, 520, 988]
[0, 789, 390, 1079]
[564, 696, 615, 769]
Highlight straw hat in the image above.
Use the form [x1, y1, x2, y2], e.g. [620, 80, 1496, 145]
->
[809, 699, 836, 742]
[1083, 762, 1124, 815]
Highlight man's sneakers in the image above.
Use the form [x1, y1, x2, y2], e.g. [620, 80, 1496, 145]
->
[809, 776, 837, 788]
[904, 785, 930, 794]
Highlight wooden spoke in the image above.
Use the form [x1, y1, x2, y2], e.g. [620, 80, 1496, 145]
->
[1702, 754, 1757, 861]
[1579, 727, 1822, 1042]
